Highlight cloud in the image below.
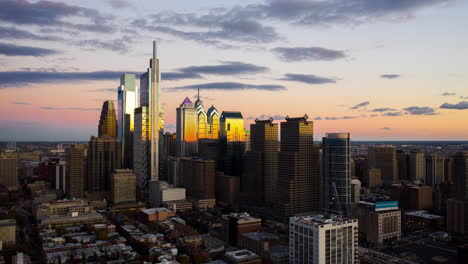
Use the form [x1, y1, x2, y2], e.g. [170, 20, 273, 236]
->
[0, 42, 60, 57]
[370, 114, 378, 117]
[381, 127, 392, 130]
[76, 38, 131, 53]
[314, 116, 322, 120]
[165, 123, 176, 129]
[0, 0, 113, 33]
[271, 47, 346, 62]
[163, 72, 203, 81]
[40, 106, 100, 111]
[279, 73, 337, 84]
[383, 112, 403, 116]
[403, 106, 438, 115]
[250, 114, 285, 121]
[167, 82, 286, 91]
[94, 88, 116, 93]
[107, 0, 132, 9]
[178, 61, 268, 76]
[440, 101, 468, 110]
[350, 101, 370, 109]
[325, 116, 359, 120]
[380, 74, 400, 79]
[12, 101, 30, 105]
[441, 92, 456, 96]
[0, 26, 63, 41]
[459, 96, 468, 99]
[0, 70, 139, 88]
[372, 107, 397, 112]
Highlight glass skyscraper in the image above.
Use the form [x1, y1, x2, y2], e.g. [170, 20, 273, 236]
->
[118, 73, 137, 169]
[323, 133, 351, 217]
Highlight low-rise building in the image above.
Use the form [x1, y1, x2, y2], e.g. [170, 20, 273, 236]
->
[223, 249, 262, 264]
[139, 208, 176, 223]
[163, 200, 192, 213]
[0, 219, 16, 246]
[238, 232, 285, 260]
[221, 212, 262, 246]
[403, 211, 444, 232]
[358, 201, 401, 245]
[190, 197, 216, 211]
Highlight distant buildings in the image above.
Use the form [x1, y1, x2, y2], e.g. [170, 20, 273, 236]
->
[289, 215, 359, 264]
[35, 199, 105, 227]
[425, 153, 444, 186]
[447, 151, 468, 236]
[409, 152, 425, 182]
[323, 133, 351, 216]
[0, 153, 18, 191]
[368, 145, 397, 186]
[391, 184, 433, 211]
[366, 168, 382, 189]
[111, 169, 136, 204]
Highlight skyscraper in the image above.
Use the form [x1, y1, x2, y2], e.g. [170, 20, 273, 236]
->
[0, 153, 18, 191]
[368, 145, 397, 186]
[277, 115, 321, 219]
[396, 150, 409, 180]
[425, 153, 444, 186]
[454, 151, 468, 201]
[242, 118, 278, 206]
[87, 101, 121, 194]
[207, 105, 220, 139]
[118, 73, 137, 169]
[98, 101, 117, 138]
[218, 111, 247, 177]
[65, 144, 85, 198]
[323, 133, 351, 216]
[220, 111, 245, 142]
[409, 152, 425, 182]
[135, 41, 163, 205]
[176, 97, 198, 157]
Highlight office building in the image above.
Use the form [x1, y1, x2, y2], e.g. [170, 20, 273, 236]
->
[35, 199, 105, 227]
[409, 152, 425, 183]
[289, 215, 359, 264]
[98, 101, 117, 138]
[135, 41, 164, 205]
[391, 184, 433, 211]
[323, 133, 351, 216]
[0, 219, 16, 246]
[221, 212, 261, 246]
[179, 158, 215, 199]
[368, 145, 397, 185]
[396, 150, 409, 180]
[238, 232, 285, 260]
[49, 160, 66, 195]
[139, 208, 175, 223]
[220, 111, 246, 142]
[199, 138, 218, 160]
[12, 252, 31, 264]
[111, 169, 136, 204]
[87, 136, 120, 193]
[403, 211, 444, 232]
[65, 144, 85, 198]
[446, 199, 468, 235]
[454, 151, 468, 201]
[0, 154, 18, 191]
[118, 73, 137, 169]
[444, 157, 454, 184]
[176, 97, 198, 156]
[367, 168, 382, 189]
[358, 201, 401, 245]
[425, 153, 444, 186]
[207, 105, 220, 139]
[216, 172, 240, 208]
[278, 115, 321, 219]
[242, 118, 278, 206]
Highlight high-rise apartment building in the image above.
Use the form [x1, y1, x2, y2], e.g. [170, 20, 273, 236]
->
[323, 133, 351, 216]
[409, 152, 425, 182]
[425, 153, 444, 186]
[176, 97, 198, 156]
[242, 118, 278, 206]
[65, 144, 85, 198]
[0, 154, 18, 191]
[277, 115, 321, 219]
[118, 73, 137, 169]
[111, 169, 136, 204]
[368, 145, 397, 186]
[289, 215, 359, 264]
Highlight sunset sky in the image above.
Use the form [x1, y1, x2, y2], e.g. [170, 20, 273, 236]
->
[1, 0, 467, 141]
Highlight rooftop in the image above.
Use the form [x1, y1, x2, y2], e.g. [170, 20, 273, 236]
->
[225, 249, 259, 261]
[291, 214, 357, 226]
[140, 208, 173, 215]
[0, 219, 15, 227]
[242, 232, 280, 241]
[221, 111, 243, 119]
[404, 210, 442, 219]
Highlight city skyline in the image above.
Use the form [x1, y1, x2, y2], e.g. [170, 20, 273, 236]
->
[1, 0, 468, 141]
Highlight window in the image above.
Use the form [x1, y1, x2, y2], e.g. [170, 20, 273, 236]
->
[227, 123, 231, 131]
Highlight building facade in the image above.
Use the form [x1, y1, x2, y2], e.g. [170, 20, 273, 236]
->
[0, 154, 18, 191]
[111, 169, 136, 204]
[65, 144, 85, 198]
[118, 73, 137, 169]
[368, 145, 397, 186]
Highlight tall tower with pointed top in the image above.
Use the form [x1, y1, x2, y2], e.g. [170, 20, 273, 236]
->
[150, 40, 161, 183]
[98, 101, 117, 138]
[176, 97, 198, 157]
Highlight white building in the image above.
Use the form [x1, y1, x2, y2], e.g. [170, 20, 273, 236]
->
[289, 215, 359, 264]
[154, 181, 186, 206]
